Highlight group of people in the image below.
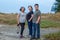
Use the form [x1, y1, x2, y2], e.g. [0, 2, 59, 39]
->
[17, 4, 41, 40]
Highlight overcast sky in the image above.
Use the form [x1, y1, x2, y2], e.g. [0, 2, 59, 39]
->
[0, 0, 55, 13]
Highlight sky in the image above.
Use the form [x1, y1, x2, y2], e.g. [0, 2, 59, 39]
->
[0, 0, 55, 13]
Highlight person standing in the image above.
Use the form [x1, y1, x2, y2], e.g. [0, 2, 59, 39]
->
[17, 7, 26, 38]
[31, 4, 41, 40]
[26, 6, 33, 37]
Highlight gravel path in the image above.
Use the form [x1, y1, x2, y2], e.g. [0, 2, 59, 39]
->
[0, 25, 60, 40]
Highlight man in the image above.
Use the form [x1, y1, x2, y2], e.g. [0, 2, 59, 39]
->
[31, 4, 41, 40]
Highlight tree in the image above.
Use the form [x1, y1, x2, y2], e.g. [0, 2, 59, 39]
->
[51, 0, 60, 13]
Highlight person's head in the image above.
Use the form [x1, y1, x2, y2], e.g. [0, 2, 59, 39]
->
[20, 7, 25, 12]
[34, 4, 39, 10]
[28, 5, 33, 11]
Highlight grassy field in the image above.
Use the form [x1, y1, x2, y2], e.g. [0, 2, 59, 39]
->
[41, 20, 60, 28]
[0, 12, 60, 28]
[44, 32, 60, 40]
[41, 13, 60, 28]
[0, 13, 17, 25]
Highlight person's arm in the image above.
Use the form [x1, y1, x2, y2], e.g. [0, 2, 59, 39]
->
[29, 14, 34, 21]
[36, 16, 40, 24]
[36, 11, 41, 24]
[17, 14, 20, 24]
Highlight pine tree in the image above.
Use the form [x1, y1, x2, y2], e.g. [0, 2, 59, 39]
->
[51, 0, 60, 12]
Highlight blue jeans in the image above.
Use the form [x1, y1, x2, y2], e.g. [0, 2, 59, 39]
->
[28, 21, 32, 36]
[32, 23, 40, 38]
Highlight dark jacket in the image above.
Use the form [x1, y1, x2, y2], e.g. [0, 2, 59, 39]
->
[26, 11, 33, 21]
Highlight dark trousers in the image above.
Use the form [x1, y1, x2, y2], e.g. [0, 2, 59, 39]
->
[28, 21, 32, 36]
[19, 23, 25, 36]
[32, 23, 40, 38]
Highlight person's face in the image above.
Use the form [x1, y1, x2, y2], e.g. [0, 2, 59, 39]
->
[35, 5, 39, 10]
[21, 8, 25, 12]
[28, 7, 32, 11]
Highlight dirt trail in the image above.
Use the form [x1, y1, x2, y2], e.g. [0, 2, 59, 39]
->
[0, 25, 60, 40]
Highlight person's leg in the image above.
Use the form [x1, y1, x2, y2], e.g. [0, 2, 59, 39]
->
[28, 21, 32, 36]
[32, 23, 36, 38]
[28, 21, 31, 35]
[36, 24, 40, 38]
[30, 23, 36, 40]
[30, 22, 32, 36]
[20, 23, 25, 36]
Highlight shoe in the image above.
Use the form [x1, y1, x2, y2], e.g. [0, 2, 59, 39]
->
[30, 37, 36, 40]
[35, 38, 40, 40]
[20, 35, 25, 38]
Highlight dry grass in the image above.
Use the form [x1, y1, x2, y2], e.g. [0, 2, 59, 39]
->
[41, 13, 60, 28]
[41, 13, 60, 21]
[48, 13, 60, 21]
[0, 12, 60, 26]
[0, 14, 17, 25]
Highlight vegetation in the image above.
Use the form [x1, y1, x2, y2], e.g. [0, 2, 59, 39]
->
[44, 32, 60, 40]
[41, 13, 60, 28]
[51, 0, 60, 12]
[41, 20, 60, 28]
[0, 13, 17, 25]
[0, 13, 60, 28]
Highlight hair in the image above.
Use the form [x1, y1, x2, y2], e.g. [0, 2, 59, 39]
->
[34, 4, 39, 7]
[20, 7, 25, 11]
[28, 5, 33, 10]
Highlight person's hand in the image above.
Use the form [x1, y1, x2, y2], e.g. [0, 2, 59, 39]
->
[36, 21, 38, 24]
[17, 23, 19, 26]
[28, 20, 31, 22]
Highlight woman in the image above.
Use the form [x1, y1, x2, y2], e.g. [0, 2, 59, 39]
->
[26, 6, 33, 37]
[17, 7, 26, 38]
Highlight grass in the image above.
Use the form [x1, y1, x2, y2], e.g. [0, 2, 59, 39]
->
[0, 13, 60, 28]
[48, 13, 60, 21]
[0, 18, 17, 25]
[41, 13, 60, 28]
[44, 32, 60, 40]
[0, 14, 17, 25]
[41, 20, 60, 28]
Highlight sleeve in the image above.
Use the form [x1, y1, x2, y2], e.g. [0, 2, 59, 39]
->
[31, 11, 34, 16]
[37, 10, 41, 16]
[31, 11, 34, 14]
[18, 12, 21, 16]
